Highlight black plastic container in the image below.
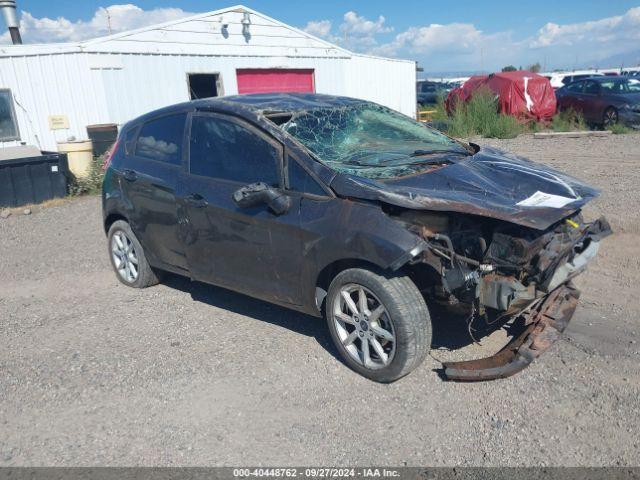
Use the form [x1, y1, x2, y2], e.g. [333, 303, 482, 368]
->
[0, 152, 69, 208]
[87, 123, 118, 157]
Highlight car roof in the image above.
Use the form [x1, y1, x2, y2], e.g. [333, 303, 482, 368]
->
[565, 76, 611, 85]
[129, 93, 368, 127]
[582, 76, 628, 82]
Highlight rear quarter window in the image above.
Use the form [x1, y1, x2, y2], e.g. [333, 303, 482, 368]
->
[123, 127, 138, 156]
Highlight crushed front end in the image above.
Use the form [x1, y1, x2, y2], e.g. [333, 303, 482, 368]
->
[395, 210, 612, 381]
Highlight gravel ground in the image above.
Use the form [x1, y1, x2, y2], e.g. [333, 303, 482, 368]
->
[0, 133, 639, 466]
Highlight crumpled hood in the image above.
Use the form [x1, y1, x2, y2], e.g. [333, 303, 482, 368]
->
[329, 146, 600, 230]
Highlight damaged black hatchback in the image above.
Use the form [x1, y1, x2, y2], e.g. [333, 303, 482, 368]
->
[102, 93, 610, 383]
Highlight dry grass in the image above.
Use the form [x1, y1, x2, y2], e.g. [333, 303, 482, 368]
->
[2, 197, 75, 216]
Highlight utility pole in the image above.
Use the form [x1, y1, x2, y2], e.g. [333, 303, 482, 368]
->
[106, 7, 112, 35]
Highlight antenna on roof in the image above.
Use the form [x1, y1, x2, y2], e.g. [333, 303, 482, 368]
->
[106, 7, 112, 35]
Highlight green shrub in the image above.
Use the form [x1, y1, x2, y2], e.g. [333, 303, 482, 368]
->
[551, 108, 586, 132]
[446, 103, 474, 138]
[607, 123, 632, 134]
[431, 92, 449, 121]
[445, 88, 522, 139]
[69, 154, 106, 196]
[484, 113, 523, 138]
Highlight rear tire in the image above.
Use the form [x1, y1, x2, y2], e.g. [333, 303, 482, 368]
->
[107, 220, 161, 288]
[326, 268, 431, 383]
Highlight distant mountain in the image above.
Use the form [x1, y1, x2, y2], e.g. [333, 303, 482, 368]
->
[421, 51, 640, 78]
[583, 50, 640, 70]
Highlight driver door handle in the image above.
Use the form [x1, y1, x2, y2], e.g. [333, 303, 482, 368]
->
[122, 169, 137, 182]
[186, 193, 208, 208]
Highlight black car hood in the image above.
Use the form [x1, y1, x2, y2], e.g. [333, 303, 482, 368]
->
[329, 146, 600, 230]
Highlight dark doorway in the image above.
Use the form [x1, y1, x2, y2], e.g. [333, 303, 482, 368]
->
[188, 73, 221, 99]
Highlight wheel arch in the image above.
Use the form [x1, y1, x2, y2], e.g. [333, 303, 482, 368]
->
[314, 258, 387, 313]
[104, 212, 129, 235]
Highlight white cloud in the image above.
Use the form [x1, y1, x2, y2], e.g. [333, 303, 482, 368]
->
[302, 12, 513, 69]
[303, 11, 393, 50]
[3, 4, 640, 72]
[340, 11, 392, 49]
[303, 20, 333, 39]
[531, 7, 640, 48]
[369, 7, 640, 71]
[0, 4, 195, 44]
[373, 23, 486, 57]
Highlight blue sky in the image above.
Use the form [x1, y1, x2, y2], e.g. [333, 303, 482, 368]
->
[3, 1, 640, 73]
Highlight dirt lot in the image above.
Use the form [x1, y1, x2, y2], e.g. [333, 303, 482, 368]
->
[1, 133, 639, 466]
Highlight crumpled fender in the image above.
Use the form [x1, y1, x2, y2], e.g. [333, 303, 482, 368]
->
[299, 198, 425, 274]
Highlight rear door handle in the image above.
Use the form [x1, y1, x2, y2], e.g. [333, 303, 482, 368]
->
[123, 169, 137, 182]
[186, 193, 208, 208]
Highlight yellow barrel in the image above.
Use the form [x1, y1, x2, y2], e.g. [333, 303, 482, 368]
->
[57, 140, 93, 179]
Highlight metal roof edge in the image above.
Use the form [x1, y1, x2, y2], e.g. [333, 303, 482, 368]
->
[0, 4, 413, 65]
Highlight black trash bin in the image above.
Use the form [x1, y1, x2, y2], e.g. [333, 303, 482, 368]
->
[87, 123, 118, 157]
[0, 151, 69, 208]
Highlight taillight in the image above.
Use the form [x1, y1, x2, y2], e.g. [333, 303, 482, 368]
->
[102, 138, 120, 170]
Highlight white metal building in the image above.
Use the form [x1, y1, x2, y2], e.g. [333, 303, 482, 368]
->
[0, 5, 416, 152]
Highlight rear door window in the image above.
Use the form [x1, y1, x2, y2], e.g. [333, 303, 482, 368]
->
[584, 81, 600, 94]
[189, 114, 281, 187]
[566, 81, 584, 93]
[135, 113, 187, 165]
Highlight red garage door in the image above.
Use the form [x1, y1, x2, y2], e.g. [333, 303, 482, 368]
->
[236, 69, 315, 94]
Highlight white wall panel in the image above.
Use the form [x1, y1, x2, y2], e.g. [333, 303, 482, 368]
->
[0, 53, 108, 150]
[345, 55, 417, 118]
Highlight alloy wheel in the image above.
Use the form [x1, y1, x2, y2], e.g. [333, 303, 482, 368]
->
[111, 230, 139, 283]
[604, 109, 618, 127]
[333, 284, 396, 369]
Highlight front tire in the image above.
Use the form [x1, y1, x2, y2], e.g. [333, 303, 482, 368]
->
[326, 268, 431, 383]
[107, 220, 161, 288]
[603, 107, 618, 127]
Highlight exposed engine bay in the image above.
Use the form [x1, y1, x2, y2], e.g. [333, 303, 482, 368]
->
[392, 208, 612, 381]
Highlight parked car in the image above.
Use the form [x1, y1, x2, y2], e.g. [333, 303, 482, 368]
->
[102, 93, 610, 383]
[545, 71, 604, 89]
[417, 81, 452, 105]
[556, 76, 640, 128]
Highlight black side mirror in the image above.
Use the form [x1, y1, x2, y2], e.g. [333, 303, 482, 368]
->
[232, 182, 291, 215]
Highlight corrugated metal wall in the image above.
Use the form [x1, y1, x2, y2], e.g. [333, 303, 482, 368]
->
[0, 7, 416, 151]
[347, 54, 417, 119]
[0, 53, 109, 150]
[97, 53, 351, 126]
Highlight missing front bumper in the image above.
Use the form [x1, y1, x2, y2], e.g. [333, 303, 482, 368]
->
[441, 283, 580, 381]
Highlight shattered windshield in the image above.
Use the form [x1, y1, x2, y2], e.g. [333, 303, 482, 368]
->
[280, 103, 469, 179]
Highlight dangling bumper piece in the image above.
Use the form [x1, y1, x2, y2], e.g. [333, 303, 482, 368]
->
[442, 283, 580, 381]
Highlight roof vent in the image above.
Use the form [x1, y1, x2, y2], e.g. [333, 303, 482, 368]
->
[0, 0, 21, 44]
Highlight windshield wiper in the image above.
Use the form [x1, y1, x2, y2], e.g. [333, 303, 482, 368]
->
[386, 158, 453, 168]
[410, 149, 468, 157]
